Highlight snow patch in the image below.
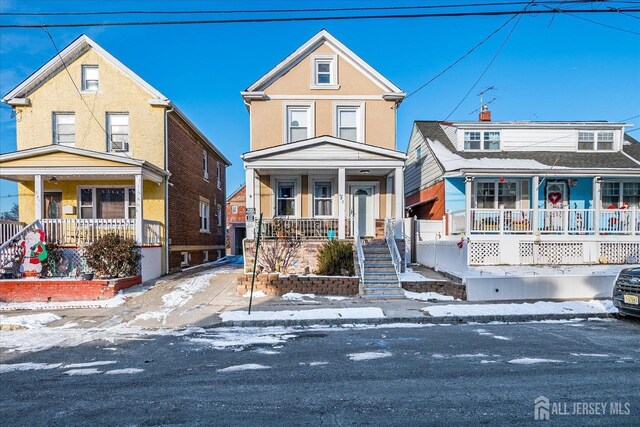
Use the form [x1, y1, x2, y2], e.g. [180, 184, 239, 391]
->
[188, 327, 298, 349]
[423, 300, 617, 317]
[299, 361, 329, 366]
[570, 353, 610, 357]
[63, 361, 117, 369]
[507, 358, 563, 365]
[104, 368, 145, 375]
[64, 368, 104, 375]
[0, 313, 61, 329]
[400, 269, 443, 282]
[0, 294, 126, 311]
[243, 290, 267, 298]
[0, 362, 62, 373]
[324, 296, 350, 301]
[216, 364, 271, 373]
[221, 307, 385, 322]
[347, 351, 392, 361]
[282, 292, 316, 301]
[404, 290, 455, 302]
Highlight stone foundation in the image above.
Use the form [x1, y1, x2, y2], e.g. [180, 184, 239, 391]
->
[402, 281, 467, 300]
[237, 273, 359, 296]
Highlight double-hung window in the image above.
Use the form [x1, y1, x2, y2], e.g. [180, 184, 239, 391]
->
[597, 131, 614, 150]
[483, 132, 501, 150]
[464, 131, 500, 150]
[216, 162, 221, 188]
[578, 131, 595, 150]
[602, 182, 640, 208]
[107, 113, 129, 152]
[231, 205, 238, 214]
[311, 55, 337, 88]
[82, 65, 99, 91]
[217, 204, 222, 227]
[287, 107, 310, 143]
[200, 200, 210, 232]
[475, 181, 518, 209]
[464, 132, 481, 150]
[202, 150, 208, 180]
[578, 131, 614, 151]
[80, 189, 94, 219]
[314, 182, 333, 217]
[277, 182, 295, 216]
[53, 113, 75, 146]
[316, 61, 332, 84]
[337, 107, 358, 142]
[127, 188, 136, 218]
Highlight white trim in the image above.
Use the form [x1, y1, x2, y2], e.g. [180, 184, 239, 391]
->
[309, 53, 339, 89]
[333, 101, 365, 143]
[199, 198, 211, 233]
[348, 181, 380, 237]
[309, 176, 337, 218]
[203, 150, 209, 180]
[242, 159, 405, 169]
[271, 176, 301, 218]
[76, 185, 136, 220]
[282, 101, 315, 144]
[244, 29, 403, 95]
[266, 95, 386, 100]
[474, 178, 524, 209]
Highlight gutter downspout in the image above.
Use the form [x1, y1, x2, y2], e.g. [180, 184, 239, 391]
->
[164, 104, 174, 275]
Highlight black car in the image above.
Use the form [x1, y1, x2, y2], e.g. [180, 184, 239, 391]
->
[613, 267, 640, 318]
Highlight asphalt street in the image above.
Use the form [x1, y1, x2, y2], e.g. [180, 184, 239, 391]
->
[1, 318, 639, 426]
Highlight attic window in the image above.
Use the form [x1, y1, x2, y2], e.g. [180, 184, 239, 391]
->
[82, 65, 99, 91]
[310, 55, 338, 89]
[463, 131, 500, 150]
[578, 131, 614, 151]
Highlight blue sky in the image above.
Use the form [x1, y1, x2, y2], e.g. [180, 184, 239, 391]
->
[1, 0, 639, 213]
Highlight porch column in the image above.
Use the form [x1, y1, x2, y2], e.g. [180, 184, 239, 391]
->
[532, 176, 539, 233]
[464, 177, 472, 235]
[134, 174, 144, 245]
[338, 167, 346, 239]
[394, 167, 404, 239]
[593, 177, 601, 235]
[34, 174, 44, 220]
[246, 167, 255, 239]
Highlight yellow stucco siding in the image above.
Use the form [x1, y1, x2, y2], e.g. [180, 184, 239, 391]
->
[259, 174, 271, 215]
[14, 48, 166, 168]
[1, 152, 132, 168]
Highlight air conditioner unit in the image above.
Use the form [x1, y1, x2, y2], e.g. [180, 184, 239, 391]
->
[113, 142, 129, 152]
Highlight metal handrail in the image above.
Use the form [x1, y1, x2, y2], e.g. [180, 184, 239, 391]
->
[354, 222, 365, 283]
[385, 218, 402, 282]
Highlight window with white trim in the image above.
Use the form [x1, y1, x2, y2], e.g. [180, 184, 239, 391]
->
[53, 113, 75, 146]
[464, 132, 481, 150]
[127, 188, 136, 219]
[336, 107, 359, 142]
[286, 107, 311, 143]
[217, 204, 222, 227]
[597, 131, 614, 150]
[216, 162, 221, 188]
[181, 252, 189, 267]
[602, 182, 640, 208]
[314, 182, 333, 217]
[475, 180, 518, 209]
[202, 150, 208, 180]
[199, 200, 210, 232]
[107, 113, 129, 152]
[81, 65, 99, 91]
[311, 56, 336, 87]
[231, 205, 238, 214]
[203, 251, 209, 263]
[80, 188, 94, 218]
[79, 187, 136, 219]
[464, 131, 500, 150]
[578, 131, 614, 151]
[276, 182, 295, 216]
[483, 132, 501, 150]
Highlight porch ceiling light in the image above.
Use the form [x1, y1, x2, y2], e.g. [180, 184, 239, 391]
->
[360, 169, 370, 175]
[48, 176, 59, 185]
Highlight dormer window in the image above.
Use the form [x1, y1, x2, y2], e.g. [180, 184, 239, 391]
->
[310, 55, 338, 89]
[82, 65, 99, 91]
[464, 131, 500, 150]
[578, 131, 614, 151]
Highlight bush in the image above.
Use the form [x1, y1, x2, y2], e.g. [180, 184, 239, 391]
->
[84, 233, 141, 279]
[316, 240, 354, 276]
[41, 243, 66, 277]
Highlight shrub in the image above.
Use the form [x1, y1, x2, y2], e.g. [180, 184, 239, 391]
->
[41, 243, 66, 277]
[84, 233, 141, 278]
[258, 239, 301, 274]
[316, 240, 354, 276]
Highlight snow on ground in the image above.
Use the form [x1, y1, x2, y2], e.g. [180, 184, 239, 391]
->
[570, 353, 610, 357]
[62, 361, 117, 369]
[0, 363, 62, 373]
[299, 362, 329, 366]
[220, 307, 385, 322]
[282, 292, 316, 301]
[467, 264, 633, 278]
[474, 328, 511, 341]
[0, 313, 61, 329]
[347, 351, 392, 361]
[63, 368, 103, 375]
[325, 296, 350, 301]
[243, 290, 267, 298]
[507, 358, 564, 365]
[400, 268, 442, 282]
[432, 353, 488, 359]
[188, 327, 298, 349]
[404, 290, 455, 302]
[216, 364, 271, 373]
[423, 300, 617, 317]
[0, 294, 127, 312]
[104, 368, 144, 375]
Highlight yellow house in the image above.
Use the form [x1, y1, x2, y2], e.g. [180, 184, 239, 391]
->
[241, 30, 407, 240]
[0, 35, 230, 280]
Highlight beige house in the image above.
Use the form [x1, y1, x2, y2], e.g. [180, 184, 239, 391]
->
[241, 30, 407, 241]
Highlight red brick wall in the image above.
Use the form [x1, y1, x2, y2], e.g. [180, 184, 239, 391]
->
[167, 113, 226, 270]
[405, 181, 446, 220]
[0, 276, 141, 302]
[226, 184, 246, 224]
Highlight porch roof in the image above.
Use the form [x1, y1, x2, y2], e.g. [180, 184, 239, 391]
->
[242, 135, 406, 169]
[0, 145, 168, 183]
[415, 121, 640, 174]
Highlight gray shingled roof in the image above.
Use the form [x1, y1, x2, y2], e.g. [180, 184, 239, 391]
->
[415, 121, 640, 171]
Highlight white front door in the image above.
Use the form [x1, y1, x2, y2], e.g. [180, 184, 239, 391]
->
[352, 186, 374, 237]
[545, 181, 568, 231]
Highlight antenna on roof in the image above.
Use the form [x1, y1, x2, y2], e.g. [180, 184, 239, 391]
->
[469, 97, 496, 116]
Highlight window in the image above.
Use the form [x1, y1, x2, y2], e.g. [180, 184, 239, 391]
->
[181, 252, 189, 267]
[53, 113, 75, 146]
[80, 189, 94, 218]
[578, 131, 595, 150]
[464, 132, 481, 150]
[203, 251, 209, 263]
[475, 181, 518, 209]
[416, 146, 422, 159]
[202, 150, 208, 180]
[476, 182, 495, 209]
[314, 182, 333, 217]
[231, 205, 238, 214]
[316, 60, 332, 84]
[200, 200, 210, 232]
[287, 107, 310, 143]
[128, 188, 136, 219]
[483, 132, 501, 150]
[82, 65, 99, 91]
[277, 182, 295, 216]
[79, 187, 136, 219]
[217, 204, 222, 227]
[497, 181, 517, 208]
[337, 107, 358, 142]
[107, 113, 129, 152]
[602, 182, 640, 208]
[597, 131, 614, 150]
[216, 162, 221, 188]
[311, 55, 337, 87]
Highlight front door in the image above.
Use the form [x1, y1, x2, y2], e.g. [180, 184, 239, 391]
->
[545, 181, 568, 231]
[352, 186, 374, 237]
[44, 192, 62, 219]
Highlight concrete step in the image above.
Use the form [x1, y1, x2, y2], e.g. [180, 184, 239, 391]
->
[362, 247, 390, 253]
[359, 267, 396, 273]
[359, 287, 405, 298]
[362, 254, 392, 260]
[363, 279, 400, 287]
[364, 272, 398, 279]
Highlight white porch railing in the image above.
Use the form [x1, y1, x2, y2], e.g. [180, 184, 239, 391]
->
[0, 220, 25, 244]
[39, 219, 161, 246]
[143, 220, 162, 245]
[354, 222, 365, 283]
[258, 217, 354, 239]
[454, 207, 639, 236]
[384, 218, 402, 282]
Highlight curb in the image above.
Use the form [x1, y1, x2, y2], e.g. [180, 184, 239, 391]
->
[214, 312, 616, 328]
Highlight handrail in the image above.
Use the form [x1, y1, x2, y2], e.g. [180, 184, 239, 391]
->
[385, 218, 402, 282]
[0, 219, 41, 253]
[354, 222, 365, 283]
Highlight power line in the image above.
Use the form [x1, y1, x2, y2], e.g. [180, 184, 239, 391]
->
[542, 5, 640, 33]
[0, 1, 618, 16]
[1, 8, 639, 28]
[620, 114, 640, 121]
[443, 3, 530, 121]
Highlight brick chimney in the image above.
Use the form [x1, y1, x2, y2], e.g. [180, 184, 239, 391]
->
[479, 104, 491, 121]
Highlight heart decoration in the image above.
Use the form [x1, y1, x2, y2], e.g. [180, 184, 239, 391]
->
[548, 192, 562, 205]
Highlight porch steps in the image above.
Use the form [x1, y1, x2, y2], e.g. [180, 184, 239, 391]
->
[354, 241, 404, 299]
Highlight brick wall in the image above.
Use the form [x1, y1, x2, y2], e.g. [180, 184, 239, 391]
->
[167, 113, 226, 270]
[402, 281, 467, 300]
[0, 276, 141, 302]
[236, 273, 359, 296]
[226, 184, 246, 224]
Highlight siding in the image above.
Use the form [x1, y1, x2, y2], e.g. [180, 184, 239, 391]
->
[445, 178, 465, 212]
[404, 125, 444, 197]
